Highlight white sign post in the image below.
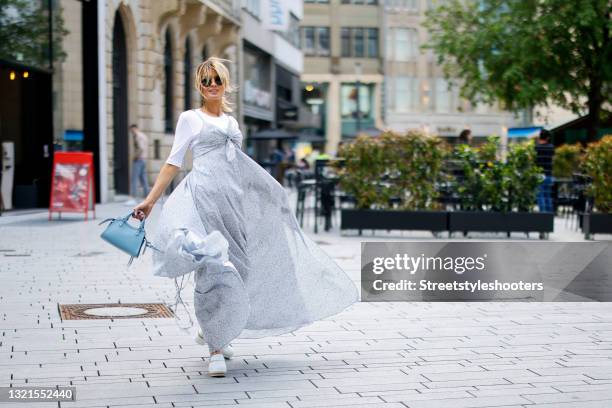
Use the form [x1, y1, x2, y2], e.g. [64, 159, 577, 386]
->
[1, 142, 15, 210]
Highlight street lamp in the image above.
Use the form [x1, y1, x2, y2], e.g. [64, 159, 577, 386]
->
[354, 61, 362, 135]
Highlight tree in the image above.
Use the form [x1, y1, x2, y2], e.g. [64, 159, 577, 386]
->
[423, 0, 611, 142]
[0, 0, 68, 69]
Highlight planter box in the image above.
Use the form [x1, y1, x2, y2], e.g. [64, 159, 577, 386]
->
[582, 213, 612, 240]
[341, 209, 448, 233]
[448, 211, 554, 239]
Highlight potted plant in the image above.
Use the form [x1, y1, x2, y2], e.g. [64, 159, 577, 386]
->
[336, 131, 449, 234]
[449, 137, 554, 238]
[581, 135, 612, 239]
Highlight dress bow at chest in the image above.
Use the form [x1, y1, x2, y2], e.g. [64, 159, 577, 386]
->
[225, 133, 241, 161]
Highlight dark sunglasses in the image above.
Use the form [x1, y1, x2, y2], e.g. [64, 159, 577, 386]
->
[201, 76, 223, 87]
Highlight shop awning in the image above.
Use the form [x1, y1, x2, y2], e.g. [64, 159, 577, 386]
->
[508, 127, 542, 138]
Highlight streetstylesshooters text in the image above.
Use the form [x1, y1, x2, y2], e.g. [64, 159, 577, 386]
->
[370, 253, 544, 292]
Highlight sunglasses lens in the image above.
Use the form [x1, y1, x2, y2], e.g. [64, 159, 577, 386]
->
[202, 76, 222, 87]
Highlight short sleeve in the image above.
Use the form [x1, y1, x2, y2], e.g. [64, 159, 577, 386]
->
[229, 116, 242, 137]
[228, 116, 243, 148]
[166, 111, 200, 168]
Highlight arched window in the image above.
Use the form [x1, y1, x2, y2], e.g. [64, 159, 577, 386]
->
[164, 28, 174, 133]
[184, 38, 192, 111]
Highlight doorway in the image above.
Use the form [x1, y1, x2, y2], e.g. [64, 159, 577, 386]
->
[0, 63, 53, 209]
[112, 12, 129, 195]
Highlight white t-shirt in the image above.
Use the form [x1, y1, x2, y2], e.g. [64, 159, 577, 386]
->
[165, 109, 240, 169]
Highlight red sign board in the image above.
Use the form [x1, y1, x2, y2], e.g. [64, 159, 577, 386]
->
[48, 152, 96, 220]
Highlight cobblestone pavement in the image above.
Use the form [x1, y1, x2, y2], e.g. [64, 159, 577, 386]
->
[1, 197, 611, 408]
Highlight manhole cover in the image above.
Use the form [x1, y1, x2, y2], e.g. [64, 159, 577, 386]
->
[83, 307, 149, 317]
[59, 303, 174, 320]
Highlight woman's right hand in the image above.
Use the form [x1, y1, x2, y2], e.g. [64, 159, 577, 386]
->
[132, 199, 154, 221]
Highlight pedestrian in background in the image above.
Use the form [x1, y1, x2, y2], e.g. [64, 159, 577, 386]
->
[457, 129, 472, 146]
[125, 124, 150, 206]
[535, 129, 555, 213]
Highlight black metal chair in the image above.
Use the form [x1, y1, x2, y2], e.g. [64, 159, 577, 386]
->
[313, 159, 345, 233]
[568, 173, 593, 231]
[295, 178, 316, 228]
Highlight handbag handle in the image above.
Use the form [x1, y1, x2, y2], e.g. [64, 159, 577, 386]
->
[121, 211, 146, 230]
[98, 211, 146, 233]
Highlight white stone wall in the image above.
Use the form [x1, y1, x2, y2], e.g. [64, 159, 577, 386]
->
[59, 0, 83, 133]
[55, 0, 241, 202]
[100, 0, 240, 202]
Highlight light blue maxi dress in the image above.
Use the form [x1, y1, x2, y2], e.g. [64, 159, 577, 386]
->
[150, 109, 358, 350]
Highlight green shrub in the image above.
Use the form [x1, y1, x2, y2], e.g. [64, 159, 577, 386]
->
[454, 136, 503, 211]
[453, 136, 543, 212]
[338, 133, 545, 212]
[335, 135, 389, 210]
[553, 144, 583, 178]
[336, 130, 447, 210]
[506, 140, 543, 212]
[582, 135, 612, 213]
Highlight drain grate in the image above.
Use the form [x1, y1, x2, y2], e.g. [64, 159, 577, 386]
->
[59, 303, 174, 320]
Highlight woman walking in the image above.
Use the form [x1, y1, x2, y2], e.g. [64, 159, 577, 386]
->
[131, 57, 358, 377]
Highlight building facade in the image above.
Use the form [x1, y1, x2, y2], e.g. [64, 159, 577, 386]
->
[55, 0, 241, 205]
[383, 0, 518, 141]
[301, 0, 385, 154]
[240, 0, 304, 162]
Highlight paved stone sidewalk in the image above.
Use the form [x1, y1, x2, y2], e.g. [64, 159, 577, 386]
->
[1, 199, 611, 408]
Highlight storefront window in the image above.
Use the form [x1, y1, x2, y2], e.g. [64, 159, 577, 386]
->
[341, 83, 372, 119]
[243, 46, 272, 109]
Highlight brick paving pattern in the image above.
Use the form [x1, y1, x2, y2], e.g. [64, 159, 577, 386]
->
[1, 199, 611, 408]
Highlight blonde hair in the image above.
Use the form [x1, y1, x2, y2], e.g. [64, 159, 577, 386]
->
[194, 57, 235, 112]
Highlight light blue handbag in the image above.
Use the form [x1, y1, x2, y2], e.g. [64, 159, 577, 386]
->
[99, 211, 160, 265]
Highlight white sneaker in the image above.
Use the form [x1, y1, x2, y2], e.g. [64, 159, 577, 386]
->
[195, 329, 234, 359]
[123, 198, 137, 206]
[207, 353, 226, 377]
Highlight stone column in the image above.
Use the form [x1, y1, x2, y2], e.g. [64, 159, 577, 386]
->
[326, 79, 340, 154]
